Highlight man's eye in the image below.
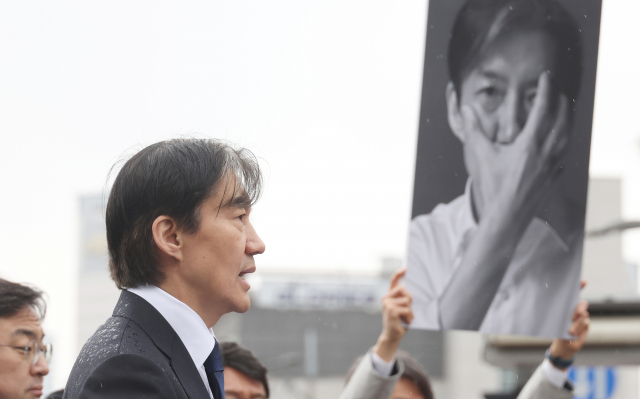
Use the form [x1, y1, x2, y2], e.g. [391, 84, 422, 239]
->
[477, 86, 503, 111]
[237, 214, 245, 221]
[479, 86, 502, 99]
[16, 346, 31, 353]
[483, 87, 496, 96]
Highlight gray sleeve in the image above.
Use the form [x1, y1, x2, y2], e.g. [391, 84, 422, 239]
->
[516, 364, 573, 399]
[339, 351, 405, 399]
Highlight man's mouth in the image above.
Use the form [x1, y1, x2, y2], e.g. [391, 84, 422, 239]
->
[239, 266, 256, 280]
[27, 385, 43, 397]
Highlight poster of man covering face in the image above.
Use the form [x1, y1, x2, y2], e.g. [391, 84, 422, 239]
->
[404, 0, 602, 338]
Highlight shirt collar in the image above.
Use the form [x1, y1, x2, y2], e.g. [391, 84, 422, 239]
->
[462, 179, 571, 251]
[127, 285, 216, 369]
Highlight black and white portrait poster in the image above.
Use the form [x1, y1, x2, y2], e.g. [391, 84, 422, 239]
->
[404, 0, 602, 338]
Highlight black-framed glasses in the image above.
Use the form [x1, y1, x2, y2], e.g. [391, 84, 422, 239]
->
[0, 340, 53, 365]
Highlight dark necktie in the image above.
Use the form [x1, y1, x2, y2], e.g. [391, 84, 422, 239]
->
[204, 343, 225, 399]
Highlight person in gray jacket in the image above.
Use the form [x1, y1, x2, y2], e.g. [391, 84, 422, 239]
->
[340, 268, 590, 399]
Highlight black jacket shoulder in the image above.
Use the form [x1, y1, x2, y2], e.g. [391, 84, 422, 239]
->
[63, 291, 203, 399]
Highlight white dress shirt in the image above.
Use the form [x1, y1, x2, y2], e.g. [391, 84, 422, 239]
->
[405, 181, 582, 337]
[371, 352, 395, 377]
[128, 285, 216, 399]
[541, 359, 569, 388]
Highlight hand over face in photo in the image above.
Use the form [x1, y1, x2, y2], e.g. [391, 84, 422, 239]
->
[447, 31, 571, 221]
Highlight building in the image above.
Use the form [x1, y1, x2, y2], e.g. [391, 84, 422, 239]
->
[77, 195, 120, 352]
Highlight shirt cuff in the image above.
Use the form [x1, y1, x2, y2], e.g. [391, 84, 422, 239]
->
[371, 352, 396, 377]
[541, 358, 568, 388]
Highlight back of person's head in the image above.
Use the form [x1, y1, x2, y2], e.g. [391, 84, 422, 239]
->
[106, 138, 263, 289]
[220, 341, 269, 398]
[396, 350, 433, 399]
[448, 0, 583, 102]
[345, 350, 434, 399]
[0, 278, 46, 320]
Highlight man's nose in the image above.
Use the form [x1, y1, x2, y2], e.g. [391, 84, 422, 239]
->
[31, 353, 50, 377]
[496, 92, 525, 144]
[246, 223, 266, 256]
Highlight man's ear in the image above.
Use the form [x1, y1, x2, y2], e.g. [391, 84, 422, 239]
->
[446, 82, 466, 143]
[152, 216, 183, 262]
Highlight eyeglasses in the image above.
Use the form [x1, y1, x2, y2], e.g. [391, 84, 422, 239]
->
[0, 340, 53, 365]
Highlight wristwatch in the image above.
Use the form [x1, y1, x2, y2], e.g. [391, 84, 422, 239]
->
[545, 348, 574, 369]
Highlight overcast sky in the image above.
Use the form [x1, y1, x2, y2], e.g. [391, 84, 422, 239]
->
[0, 0, 638, 390]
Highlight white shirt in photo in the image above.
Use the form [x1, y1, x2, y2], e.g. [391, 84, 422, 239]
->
[405, 181, 582, 337]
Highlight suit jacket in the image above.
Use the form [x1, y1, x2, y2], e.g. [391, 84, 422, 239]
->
[63, 290, 211, 399]
[339, 352, 573, 399]
[339, 350, 405, 399]
[516, 365, 573, 399]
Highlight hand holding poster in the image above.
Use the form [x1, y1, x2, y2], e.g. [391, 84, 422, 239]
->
[405, 0, 602, 338]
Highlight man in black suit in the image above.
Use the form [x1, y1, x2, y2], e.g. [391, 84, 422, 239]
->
[64, 139, 266, 399]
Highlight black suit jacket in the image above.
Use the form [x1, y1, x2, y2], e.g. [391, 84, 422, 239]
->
[63, 290, 211, 399]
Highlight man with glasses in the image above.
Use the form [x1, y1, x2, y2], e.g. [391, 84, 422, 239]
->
[0, 278, 51, 399]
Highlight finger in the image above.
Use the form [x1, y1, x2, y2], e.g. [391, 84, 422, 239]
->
[569, 312, 589, 332]
[573, 311, 590, 325]
[461, 105, 495, 151]
[382, 285, 404, 302]
[521, 72, 551, 143]
[541, 94, 570, 159]
[404, 309, 414, 326]
[576, 317, 590, 333]
[573, 301, 589, 321]
[385, 285, 413, 301]
[569, 301, 590, 336]
[580, 280, 587, 290]
[382, 300, 413, 317]
[388, 305, 413, 319]
[569, 317, 590, 337]
[389, 267, 407, 290]
[395, 307, 414, 325]
[384, 295, 412, 309]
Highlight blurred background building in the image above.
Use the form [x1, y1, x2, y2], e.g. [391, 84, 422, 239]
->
[76, 177, 640, 399]
[77, 195, 120, 352]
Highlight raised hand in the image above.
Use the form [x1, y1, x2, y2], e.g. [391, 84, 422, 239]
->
[549, 282, 590, 368]
[373, 267, 414, 362]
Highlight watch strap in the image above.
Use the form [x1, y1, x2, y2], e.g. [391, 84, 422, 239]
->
[546, 348, 574, 369]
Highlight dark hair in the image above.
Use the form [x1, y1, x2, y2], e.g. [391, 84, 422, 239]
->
[397, 350, 434, 399]
[106, 138, 263, 289]
[0, 279, 46, 320]
[220, 342, 269, 398]
[345, 350, 434, 399]
[448, 0, 583, 102]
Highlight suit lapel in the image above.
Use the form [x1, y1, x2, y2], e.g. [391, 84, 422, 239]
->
[171, 336, 212, 399]
[113, 291, 212, 399]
